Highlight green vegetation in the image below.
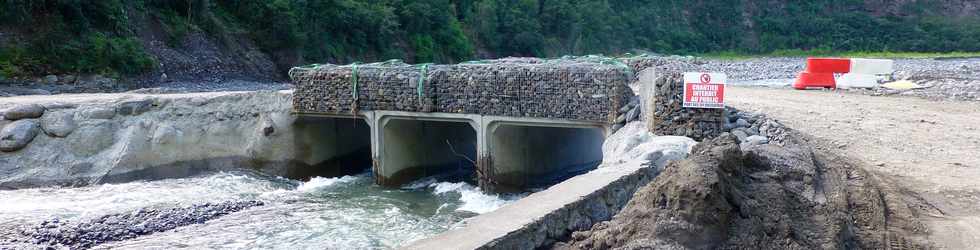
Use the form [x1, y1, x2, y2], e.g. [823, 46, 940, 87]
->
[0, 0, 156, 78]
[2, 0, 979, 78]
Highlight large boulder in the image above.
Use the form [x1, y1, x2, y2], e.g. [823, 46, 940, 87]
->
[0, 119, 40, 152]
[66, 122, 116, 157]
[80, 107, 116, 119]
[40, 110, 77, 137]
[3, 104, 45, 120]
[116, 100, 153, 116]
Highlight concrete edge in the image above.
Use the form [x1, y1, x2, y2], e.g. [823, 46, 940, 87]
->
[402, 161, 658, 250]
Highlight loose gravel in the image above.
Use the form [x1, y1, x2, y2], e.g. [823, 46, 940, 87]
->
[0, 200, 263, 249]
[696, 57, 980, 102]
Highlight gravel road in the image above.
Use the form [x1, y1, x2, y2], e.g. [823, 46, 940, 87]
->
[727, 86, 980, 249]
[698, 57, 980, 102]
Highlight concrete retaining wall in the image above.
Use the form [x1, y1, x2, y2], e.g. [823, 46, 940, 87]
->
[403, 160, 661, 249]
[0, 90, 363, 189]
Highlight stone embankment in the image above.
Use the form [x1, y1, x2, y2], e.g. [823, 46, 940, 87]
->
[0, 90, 329, 189]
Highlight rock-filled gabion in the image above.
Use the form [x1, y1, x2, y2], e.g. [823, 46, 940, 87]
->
[290, 58, 634, 123]
[649, 72, 724, 141]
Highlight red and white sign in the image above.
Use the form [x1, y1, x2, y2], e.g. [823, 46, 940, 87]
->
[683, 72, 726, 109]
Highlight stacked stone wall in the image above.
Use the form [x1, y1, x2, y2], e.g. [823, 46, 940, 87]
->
[290, 58, 633, 123]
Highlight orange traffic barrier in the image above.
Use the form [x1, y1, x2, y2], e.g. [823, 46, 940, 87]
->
[805, 58, 851, 73]
[793, 72, 836, 89]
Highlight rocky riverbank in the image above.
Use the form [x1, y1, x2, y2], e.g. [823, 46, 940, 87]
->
[1, 200, 263, 249]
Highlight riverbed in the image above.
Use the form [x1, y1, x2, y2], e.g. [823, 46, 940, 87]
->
[0, 170, 521, 249]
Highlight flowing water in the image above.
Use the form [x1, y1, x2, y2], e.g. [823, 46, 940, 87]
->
[0, 170, 522, 249]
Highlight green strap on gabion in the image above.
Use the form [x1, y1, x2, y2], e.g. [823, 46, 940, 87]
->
[351, 62, 359, 100]
[561, 54, 634, 80]
[417, 63, 430, 104]
[599, 58, 634, 80]
[461, 59, 491, 64]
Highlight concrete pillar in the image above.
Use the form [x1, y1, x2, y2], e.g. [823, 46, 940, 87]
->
[360, 111, 608, 192]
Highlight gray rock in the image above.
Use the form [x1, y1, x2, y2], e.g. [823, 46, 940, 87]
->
[732, 129, 749, 142]
[60, 75, 77, 84]
[619, 104, 634, 113]
[674, 127, 687, 136]
[744, 135, 767, 145]
[611, 123, 624, 133]
[3, 104, 45, 120]
[41, 110, 76, 137]
[44, 75, 58, 84]
[67, 123, 116, 157]
[152, 124, 178, 145]
[68, 162, 94, 175]
[117, 100, 153, 116]
[740, 135, 769, 149]
[747, 127, 760, 136]
[0, 119, 40, 152]
[81, 107, 116, 119]
[42, 103, 77, 110]
[735, 118, 750, 128]
[723, 122, 735, 131]
[615, 113, 627, 123]
[626, 106, 640, 122]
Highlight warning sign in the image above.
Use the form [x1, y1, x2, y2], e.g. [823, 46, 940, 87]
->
[683, 72, 726, 109]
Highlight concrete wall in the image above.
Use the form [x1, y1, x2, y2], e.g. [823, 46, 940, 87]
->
[0, 91, 385, 189]
[403, 160, 660, 250]
[286, 116, 372, 180]
[376, 117, 477, 186]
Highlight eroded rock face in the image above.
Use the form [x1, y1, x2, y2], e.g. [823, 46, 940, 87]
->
[116, 100, 153, 116]
[66, 122, 116, 157]
[0, 91, 331, 189]
[80, 107, 116, 120]
[3, 104, 45, 120]
[0, 120, 40, 152]
[40, 110, 76, 137]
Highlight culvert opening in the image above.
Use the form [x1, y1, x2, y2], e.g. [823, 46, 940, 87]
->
[490, 124, 604, 192]
[289, 116, 372, 180]
[378, 119, 477, 187]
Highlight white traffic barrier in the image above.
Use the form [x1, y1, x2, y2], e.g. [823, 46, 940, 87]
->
[850, 58, 894, 74]
[836, 73, 881, 89]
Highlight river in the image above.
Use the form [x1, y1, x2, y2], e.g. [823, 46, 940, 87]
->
[0, 170, 522, 249]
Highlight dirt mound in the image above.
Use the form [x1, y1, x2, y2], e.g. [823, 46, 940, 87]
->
[556, 129, 930, 249]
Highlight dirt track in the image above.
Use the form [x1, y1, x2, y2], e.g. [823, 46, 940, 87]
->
[727, 86, 980, 249]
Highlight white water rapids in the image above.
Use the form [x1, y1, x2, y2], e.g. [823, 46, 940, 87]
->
[0, 171, 522, 249]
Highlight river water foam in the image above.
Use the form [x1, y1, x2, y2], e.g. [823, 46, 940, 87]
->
[0, 171, 522, 249]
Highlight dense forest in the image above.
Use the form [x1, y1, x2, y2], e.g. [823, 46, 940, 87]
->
[1, 0, 979, 78]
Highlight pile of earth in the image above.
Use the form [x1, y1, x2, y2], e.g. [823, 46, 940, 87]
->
[555, 123, 933, 249]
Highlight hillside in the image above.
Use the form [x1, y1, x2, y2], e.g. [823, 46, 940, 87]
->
[1, 0, 978, 84]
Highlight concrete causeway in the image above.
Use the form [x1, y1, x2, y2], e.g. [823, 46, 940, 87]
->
[291, 60, 633, 191]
